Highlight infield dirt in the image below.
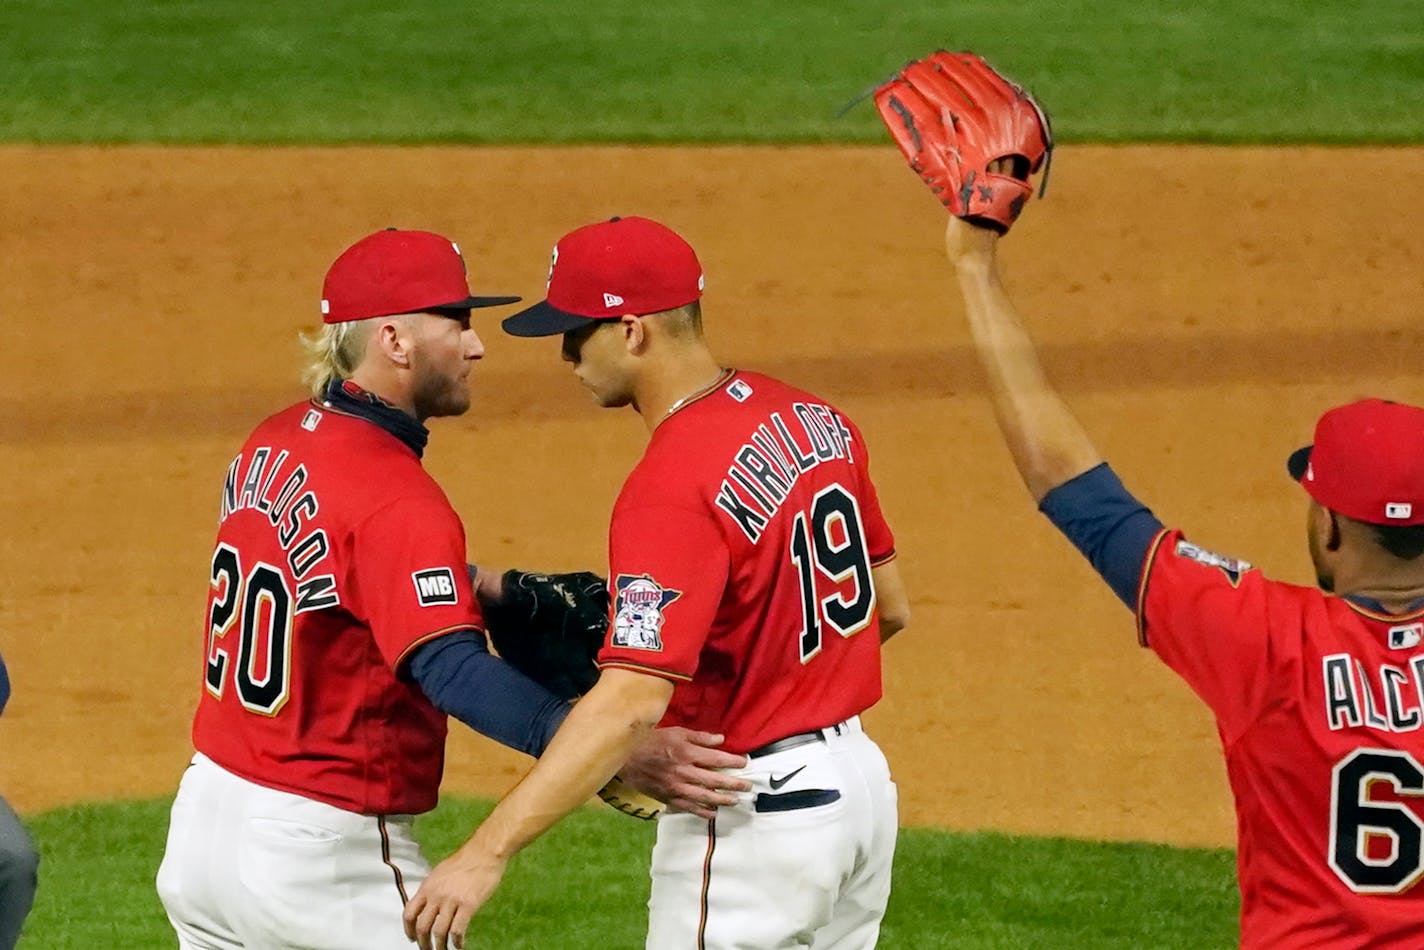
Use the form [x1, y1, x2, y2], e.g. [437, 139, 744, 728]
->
[1, 145, 1421, 848]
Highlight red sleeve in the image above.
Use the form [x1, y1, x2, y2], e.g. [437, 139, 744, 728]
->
[597, 503, 730, 681]
[846, 416, 895, 565]
[1137, 529, 1275, 740]
[350, 496, 483, 670]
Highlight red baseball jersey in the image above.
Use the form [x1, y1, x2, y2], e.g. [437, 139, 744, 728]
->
[1139, 529, 1424, 949]
[191, 400, 481, 815]
[597, 370, 896, 754]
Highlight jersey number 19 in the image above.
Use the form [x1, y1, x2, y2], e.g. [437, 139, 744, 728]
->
[789, 484, 877, 663]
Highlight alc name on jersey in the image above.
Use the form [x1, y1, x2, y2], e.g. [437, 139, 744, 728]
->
[1324, 649, 1424, 733]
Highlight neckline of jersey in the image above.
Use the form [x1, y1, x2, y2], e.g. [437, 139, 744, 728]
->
[655, 367, 736, 430]
[1341, 595, 1424, 622]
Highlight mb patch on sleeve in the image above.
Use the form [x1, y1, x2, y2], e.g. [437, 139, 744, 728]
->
[1173, 539, 1252, 585]
[412, 567, 459, 606]
[612, 574, 681, 651]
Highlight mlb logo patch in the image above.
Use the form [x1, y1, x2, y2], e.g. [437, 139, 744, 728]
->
[612, 574, 681, 651]
[727, 380, 753, 402]
[1389, 623, 1423, 650]
[412, 568, 459, 606]
[1386, 502, 1414, 520]
[301, 409, 322, 432]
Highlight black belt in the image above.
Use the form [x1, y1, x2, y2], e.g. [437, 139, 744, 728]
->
[747, 721, 849, 759]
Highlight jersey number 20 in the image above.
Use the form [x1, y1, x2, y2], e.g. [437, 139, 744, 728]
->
[789, 484, 877, 663]
[204, 543, 293, 716]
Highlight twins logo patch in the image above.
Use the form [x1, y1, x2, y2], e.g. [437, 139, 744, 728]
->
[1173, 539, 1251, 585]
[612, 574, 681, 651]
[412, 567, 459, 606]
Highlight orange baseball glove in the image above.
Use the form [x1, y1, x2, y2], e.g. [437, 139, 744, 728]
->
[874, 50, 1053, 232]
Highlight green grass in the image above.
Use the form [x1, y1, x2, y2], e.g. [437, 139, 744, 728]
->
[17, 796, 1238, 949]
[0, 0, 1419, 144]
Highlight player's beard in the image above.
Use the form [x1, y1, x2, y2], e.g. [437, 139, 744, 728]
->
[410, 355, 470, 419]
[1308, 511, 1336, 592]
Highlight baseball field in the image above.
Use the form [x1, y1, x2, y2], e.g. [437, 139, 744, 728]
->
[1, 2, 1421, 947]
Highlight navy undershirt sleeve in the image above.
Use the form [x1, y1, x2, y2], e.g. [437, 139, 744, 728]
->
[408, 632, 569, 757]
[1037, 463, 1164, 610]
[0, 648, 9, 717]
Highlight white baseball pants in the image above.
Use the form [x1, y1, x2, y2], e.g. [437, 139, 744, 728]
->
[645, 717, 898, 949]
[156, 753, 429, 950]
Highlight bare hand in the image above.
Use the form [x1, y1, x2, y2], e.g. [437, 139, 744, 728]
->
[620, 727, 750, 819]
[402, 847, 508, 950]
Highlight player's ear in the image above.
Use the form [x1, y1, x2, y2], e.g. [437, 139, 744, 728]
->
[621, 315, 647, 353]
[373, 318, 413, 367]
[1325, 510, 1342, 551]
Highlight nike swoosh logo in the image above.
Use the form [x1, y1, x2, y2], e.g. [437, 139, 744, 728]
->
[768, 765, 806, 790]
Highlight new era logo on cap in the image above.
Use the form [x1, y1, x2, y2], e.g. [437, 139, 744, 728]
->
[603, 292, 625, 307]
[1287, 399, 1424, 527]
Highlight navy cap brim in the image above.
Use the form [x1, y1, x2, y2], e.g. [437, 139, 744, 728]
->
[502, 300, 604, 337]
[1287, 445, 1312, 481]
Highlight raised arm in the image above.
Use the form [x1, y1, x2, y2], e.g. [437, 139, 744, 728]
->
[945, 218, 1103, 501]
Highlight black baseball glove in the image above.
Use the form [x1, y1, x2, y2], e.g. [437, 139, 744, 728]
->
[482, 569, 610, 700]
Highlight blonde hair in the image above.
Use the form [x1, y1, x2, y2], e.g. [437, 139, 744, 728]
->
[299, 318, 377, 398]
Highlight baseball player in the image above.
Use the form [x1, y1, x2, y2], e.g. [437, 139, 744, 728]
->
[404, 215, 911, 950]
[155, 228, 741, 950]
[0, 647, 39, 950]
[942, 207, 1424, 947]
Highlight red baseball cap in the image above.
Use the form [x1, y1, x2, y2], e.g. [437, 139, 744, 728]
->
[320, 228, 520, 324]
[1287, 399, 1424, 526]
[502, 216, 704, 337]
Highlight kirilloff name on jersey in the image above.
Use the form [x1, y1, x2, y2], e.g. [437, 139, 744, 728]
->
[612, 575, 681, 651]
[714, 402, 856, 544]
[219, 447, 339, 613]
[1324, 643, 1424, 733]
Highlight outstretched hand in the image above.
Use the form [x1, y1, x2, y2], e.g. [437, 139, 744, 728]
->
[620, 727, 751, 819]
[403, 844, 507, 950]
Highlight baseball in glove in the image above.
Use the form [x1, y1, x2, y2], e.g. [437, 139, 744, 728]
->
[482, 569, 609, 701]
[874, 50, 1052, 232]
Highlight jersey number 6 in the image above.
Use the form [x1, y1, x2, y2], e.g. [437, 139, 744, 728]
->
[789, 483, 877, 663]
[204, 543, 294, 716]
[1330, 748, 1424, 894]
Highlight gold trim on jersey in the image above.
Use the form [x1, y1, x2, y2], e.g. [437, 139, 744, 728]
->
[595, 660, 694, 683]
[394, 624, 485, 669]
[870, 549, 898, 568]
[1342, 599, 1424, 623]
[1135, 528, 1173, 648]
